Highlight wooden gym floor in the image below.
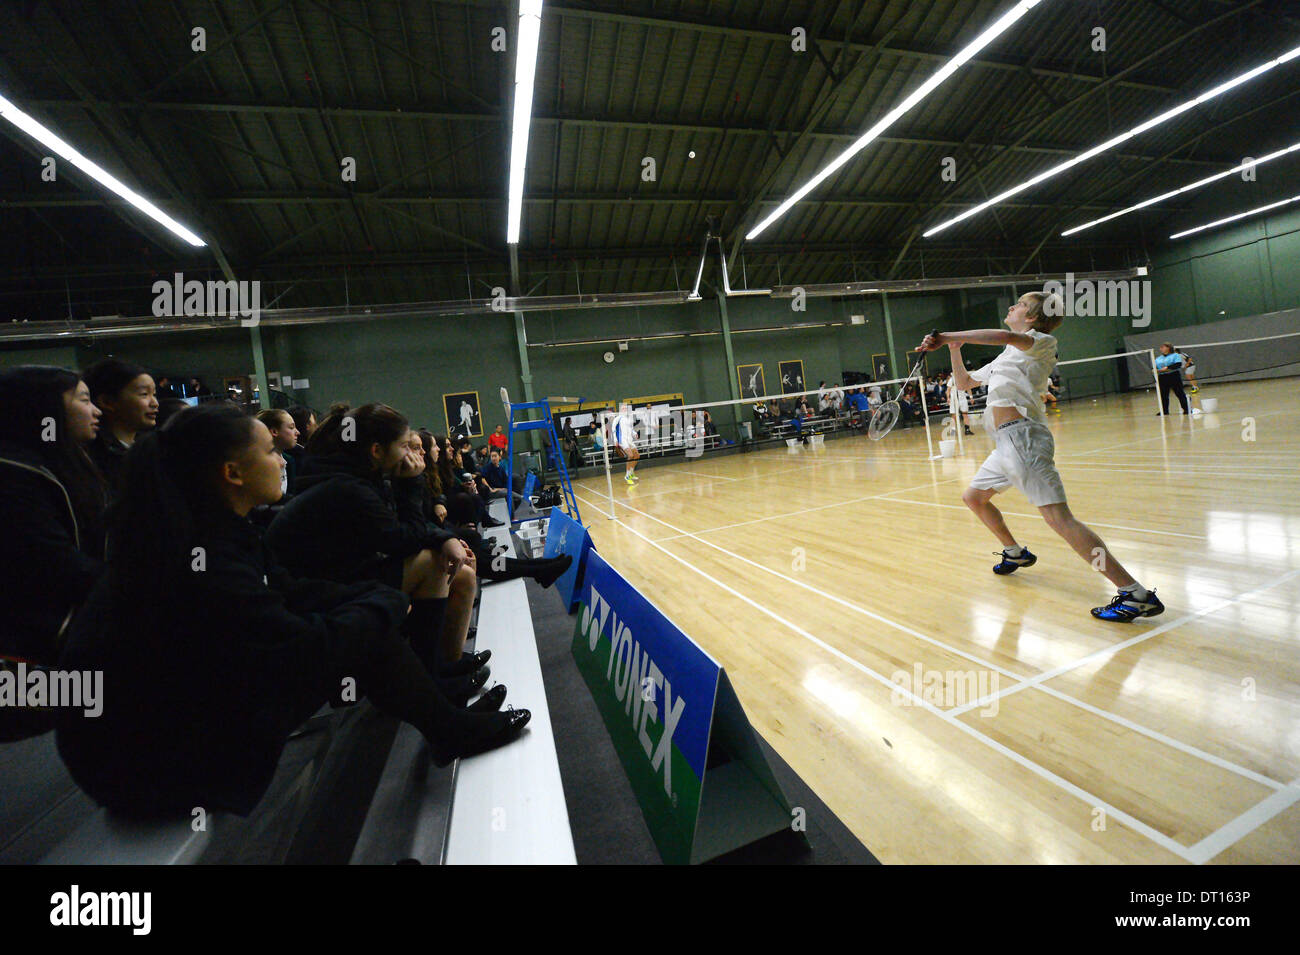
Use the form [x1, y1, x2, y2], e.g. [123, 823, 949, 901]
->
[568, 379, 1300, 864]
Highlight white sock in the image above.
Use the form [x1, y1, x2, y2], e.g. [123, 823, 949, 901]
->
[1121, 583, 1150, 601]
[1004, 545, 1023, 557]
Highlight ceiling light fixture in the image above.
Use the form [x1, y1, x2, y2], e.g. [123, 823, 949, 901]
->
[507, 0, 544, 244]
[1062, 141, 1300, 236]
[0, 92, 206, 246]
[745, 0, 1046, 241]
[924, 44, 1300, 237]
[1169, 193, 1300, 240]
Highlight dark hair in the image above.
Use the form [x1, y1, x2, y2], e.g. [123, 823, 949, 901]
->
[307, 402, 409, 465]
[83, 358, 148, 407]
[286, 405, 315, 436]
[0, 365, 106, 549]
[434, 434, 459, 491]
[417, 429, 443, 497]
[156, 397, 190, 428]
[107, 404, 258, 602]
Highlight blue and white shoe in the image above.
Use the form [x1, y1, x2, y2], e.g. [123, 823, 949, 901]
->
[1091, 589, 1164, 622]
[992, 547, 1037, 575]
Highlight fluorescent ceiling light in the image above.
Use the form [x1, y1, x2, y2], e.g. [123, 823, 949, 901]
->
[0, 92, 206, 246]
[507, 0, 544, 244]
[924, 43, 1300, 238]
[1062, 141, 1300, 235]
[745, 0, 1045, 241]
[1169, 193, 1300, 240]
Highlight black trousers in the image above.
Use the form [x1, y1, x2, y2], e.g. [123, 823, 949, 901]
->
[1158, 371, 1190, 414]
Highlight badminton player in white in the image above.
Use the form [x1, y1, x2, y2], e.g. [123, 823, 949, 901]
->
[747, 367, 762, 398]
[919, 291, 1163, 622]
[612, 402, 641, 484]
[458, 399, 475, 437]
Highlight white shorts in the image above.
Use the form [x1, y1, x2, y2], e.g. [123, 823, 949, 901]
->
[969, 419, 1066, 506]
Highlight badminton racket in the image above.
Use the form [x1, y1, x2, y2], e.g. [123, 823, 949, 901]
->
[868, 329, 937, 441]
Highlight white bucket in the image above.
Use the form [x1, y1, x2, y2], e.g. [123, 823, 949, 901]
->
[786, 438, 800, 449]
[939, 439, 957, 457]
[1200, 397, 1218, 413]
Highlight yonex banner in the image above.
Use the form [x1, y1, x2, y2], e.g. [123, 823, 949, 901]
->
[542, 507, 593, 614]
[572, 551, 797, 864]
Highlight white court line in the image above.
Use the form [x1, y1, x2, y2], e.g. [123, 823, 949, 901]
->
[649, 477, 966, 540]
[594, 452, 877, 497]
[948, 568, 1300, 717]
[1056, 460, 1300, 473]
[576, 490, 1292, 795]
[1184, 778, 1300, 864]
[573, 491, 1202, 863]
[873, 496, 1209, 540]
[1054, 464, 1300, 479]
[1070, 410, 1290, 456]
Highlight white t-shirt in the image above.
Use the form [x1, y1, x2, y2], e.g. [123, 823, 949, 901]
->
[613, 412, 636, 449]
[967, 330, 1057, 431]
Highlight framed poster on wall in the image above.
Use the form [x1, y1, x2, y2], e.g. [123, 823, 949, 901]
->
[898, 350, 928, 381]
[778, 360, 805, 395]
[737, 363, 765, 400]
[871, 353, 890, 382]
[444, 391, 483, 438]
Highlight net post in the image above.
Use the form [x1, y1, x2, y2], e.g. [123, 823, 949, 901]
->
[950, 378, 965, 455]
[921, 373, 936, 458]
[601, 410, 616, 520]
[1147, 348, 1161, 416]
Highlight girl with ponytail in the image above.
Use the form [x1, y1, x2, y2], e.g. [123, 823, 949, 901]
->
[56, 404, 528, 817]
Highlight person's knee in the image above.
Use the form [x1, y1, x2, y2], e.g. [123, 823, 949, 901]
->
[403, 548, 447, 594]
[961, 487, 986, 509]
[450, 562, 477, 598]
[1039, 505, 1071, 534]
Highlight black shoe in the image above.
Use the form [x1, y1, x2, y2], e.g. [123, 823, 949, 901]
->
[536, 554, 573, 589]
[431, 707, 531, 767]
[964, 427, 974, 435]
[481, 517, 505, 528]
[439, 649, 491, 677]
[467, 683, 507, 713]
[438, 667, 490, 706]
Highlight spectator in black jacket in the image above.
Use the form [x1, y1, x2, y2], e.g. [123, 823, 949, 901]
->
[56, 405, 528, 816]
[83, 358, 158, 488]
[561, 418, 581, 469]
[266, 405, 487, 689]
[0, 367, 107, 674]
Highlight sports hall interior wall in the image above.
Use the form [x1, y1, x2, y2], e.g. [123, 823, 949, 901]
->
[1149, 205, 1300, 325]
[15, 236, 1295, 431]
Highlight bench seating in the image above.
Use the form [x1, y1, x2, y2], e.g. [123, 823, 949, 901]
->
[441, 501, 576, 864]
